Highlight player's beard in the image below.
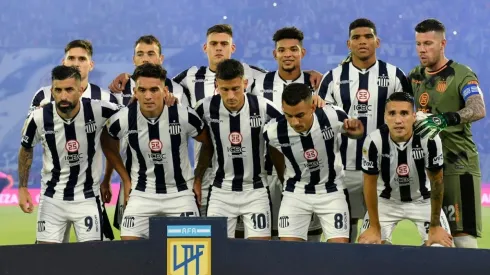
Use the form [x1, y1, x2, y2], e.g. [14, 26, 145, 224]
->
[56, 101, 76, 114]
[281, 65, 296, 73]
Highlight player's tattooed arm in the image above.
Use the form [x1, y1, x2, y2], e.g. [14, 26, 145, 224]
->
[457, 95, 486, 124]
[194, 128, 214, 180]
[427, 168, 444, 227]
[18, 147, 34, 188]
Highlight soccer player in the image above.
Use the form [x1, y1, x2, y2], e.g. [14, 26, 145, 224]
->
[107, 63, 212, 240]
[194, 59, 282, 240]
[101, 35, 184, 230]
[358, 92, 452, 246]
[408, 19, 486, 248]
[29, 40, 118, 113]
[18, 65, 130, 244]
[26, 39, 118, 242]
[251, 26, 325, 241]
[264, 83, 364, 242]
[316, 18, 411, 242]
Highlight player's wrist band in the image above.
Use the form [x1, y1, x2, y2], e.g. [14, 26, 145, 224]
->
[442, 112, 461, 126]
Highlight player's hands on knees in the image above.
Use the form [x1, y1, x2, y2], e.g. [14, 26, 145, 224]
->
[164, 88, 178, 106]
[426, 226, 453, 247]
[18, 187, 34, 213]
[312, 95, 326, 108]
[108, 73, 131, 93]
[193, 178, 202, 208]
[100, 179, 112, 204]
[358, 226, 382, 244]
[307, 70, 323, 90]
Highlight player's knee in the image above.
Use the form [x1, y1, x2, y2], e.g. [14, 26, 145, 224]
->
[326, 237, 349, 243]
[121, 236, 143, 241]
[280, 237, 304, 242]
[453, 235, 478, 248]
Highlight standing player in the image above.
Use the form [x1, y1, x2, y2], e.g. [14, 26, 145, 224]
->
[194, 59, 282, 240]
[264, 83, 364, 242]
[251, 26, 325, 241]
[358, 92, 452, 246]
[408, 19, 486, 248]
[29, 40, 118, 114]
[101, 35, 185, 230]
[316, 18, 411, 242]
[18, 65, 130, 244]
[107, 63, 212, 240]
[27, 39, 118, 242]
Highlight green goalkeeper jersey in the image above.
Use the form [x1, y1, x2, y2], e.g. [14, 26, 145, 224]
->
[408, 60, 482, 176]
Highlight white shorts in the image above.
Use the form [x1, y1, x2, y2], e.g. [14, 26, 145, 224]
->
[207, 187, 271, 239]
[37, 196, 103, 243]
[360, 198, 451, 244]
[121, 189, 200, 239]
[278, 190, 350, 241]
[343, 170, 366, 219]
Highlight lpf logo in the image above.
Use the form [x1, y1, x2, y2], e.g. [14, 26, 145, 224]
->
[304, 149, 318, 160]
[149, 139, 162, 152]
[228, 132, 243, 145]
[65, 140, 80, 152]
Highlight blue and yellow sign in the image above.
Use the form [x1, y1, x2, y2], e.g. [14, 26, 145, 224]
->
[167, 225, 212, 275]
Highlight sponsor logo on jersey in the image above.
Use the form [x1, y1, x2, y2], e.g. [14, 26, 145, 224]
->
[149, 139, 162, 152]
[419, 92, 429, 107]
[396, 164, 410, 176]
[304, 149, 318, 160]
[65, 140, 80, 152]
[356, 89, 370, 103]
[169, 123, 181, 135]
[167, 225, 212, 275]
[436, 80, 447, 93]
[228, 132, 243, 145]
[377, 75, 389, 87]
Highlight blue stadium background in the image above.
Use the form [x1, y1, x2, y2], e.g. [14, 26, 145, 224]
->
[0, 0, 488, 187]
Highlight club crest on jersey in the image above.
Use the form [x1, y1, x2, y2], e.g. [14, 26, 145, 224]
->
[436, 80, 447, 93]
[304, 149, 318, 160]
[356, 89, 370, 103]
[250, 115, 262, 128]
[149, 139, 162, 152]
[419, 92, 429, 107]
[169, 123, 181, 135]
[377, 75, 389, 87]
[85, 121, 97, 133]
[65, 140, 80, 153]
[412, 148, 425, 160]
[396, 164, 410, 176]
[321, 126, 334, 140]
[229, 132, 243, 145]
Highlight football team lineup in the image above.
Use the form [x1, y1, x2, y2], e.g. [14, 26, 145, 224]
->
[5, 17, 485, 251]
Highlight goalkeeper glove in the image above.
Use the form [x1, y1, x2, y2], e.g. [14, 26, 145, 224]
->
[414, 112, 461, 139]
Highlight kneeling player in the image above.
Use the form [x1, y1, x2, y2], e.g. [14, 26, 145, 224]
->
[264, 83, 364, 242]
[358, 92, 452, 247]
[107, 63, 213, 240]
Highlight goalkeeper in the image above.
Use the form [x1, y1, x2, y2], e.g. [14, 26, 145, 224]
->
[408, 18, 486, 248]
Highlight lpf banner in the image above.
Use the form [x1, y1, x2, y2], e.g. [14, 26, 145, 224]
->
[0, 183, 121, 206]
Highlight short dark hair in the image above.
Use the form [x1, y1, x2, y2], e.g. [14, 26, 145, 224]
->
[206, 24, 233, 37]
[65, 39, 93, 57]
[132, 63, 167, 82]
[51, 65, 82, 82]
[415, 19, 446, 34]
[273, 27, 304, 45]
[134, 35, 162, 55]
[386, 92, 415, 109]
[349, 18, 377, 36]
[282, 83, 312, 106]
[215, 59, 244, 81]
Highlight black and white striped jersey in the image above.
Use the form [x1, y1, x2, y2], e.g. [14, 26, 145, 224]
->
[361, 125, 444, 202]
[107, 102, 204, 194]
[195, 93, 281, 191]
[173, 63, 267, 108]
[21, 98, 121, 201]
[263, 105, 349, 194]
[112, 77, 190, 107]
[251, 70, 313, 175]
[29, 83, 118, 116]
[317, 60, 411, 171]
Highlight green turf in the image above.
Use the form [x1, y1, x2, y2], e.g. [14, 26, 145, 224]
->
[1, 206, 489, 248]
